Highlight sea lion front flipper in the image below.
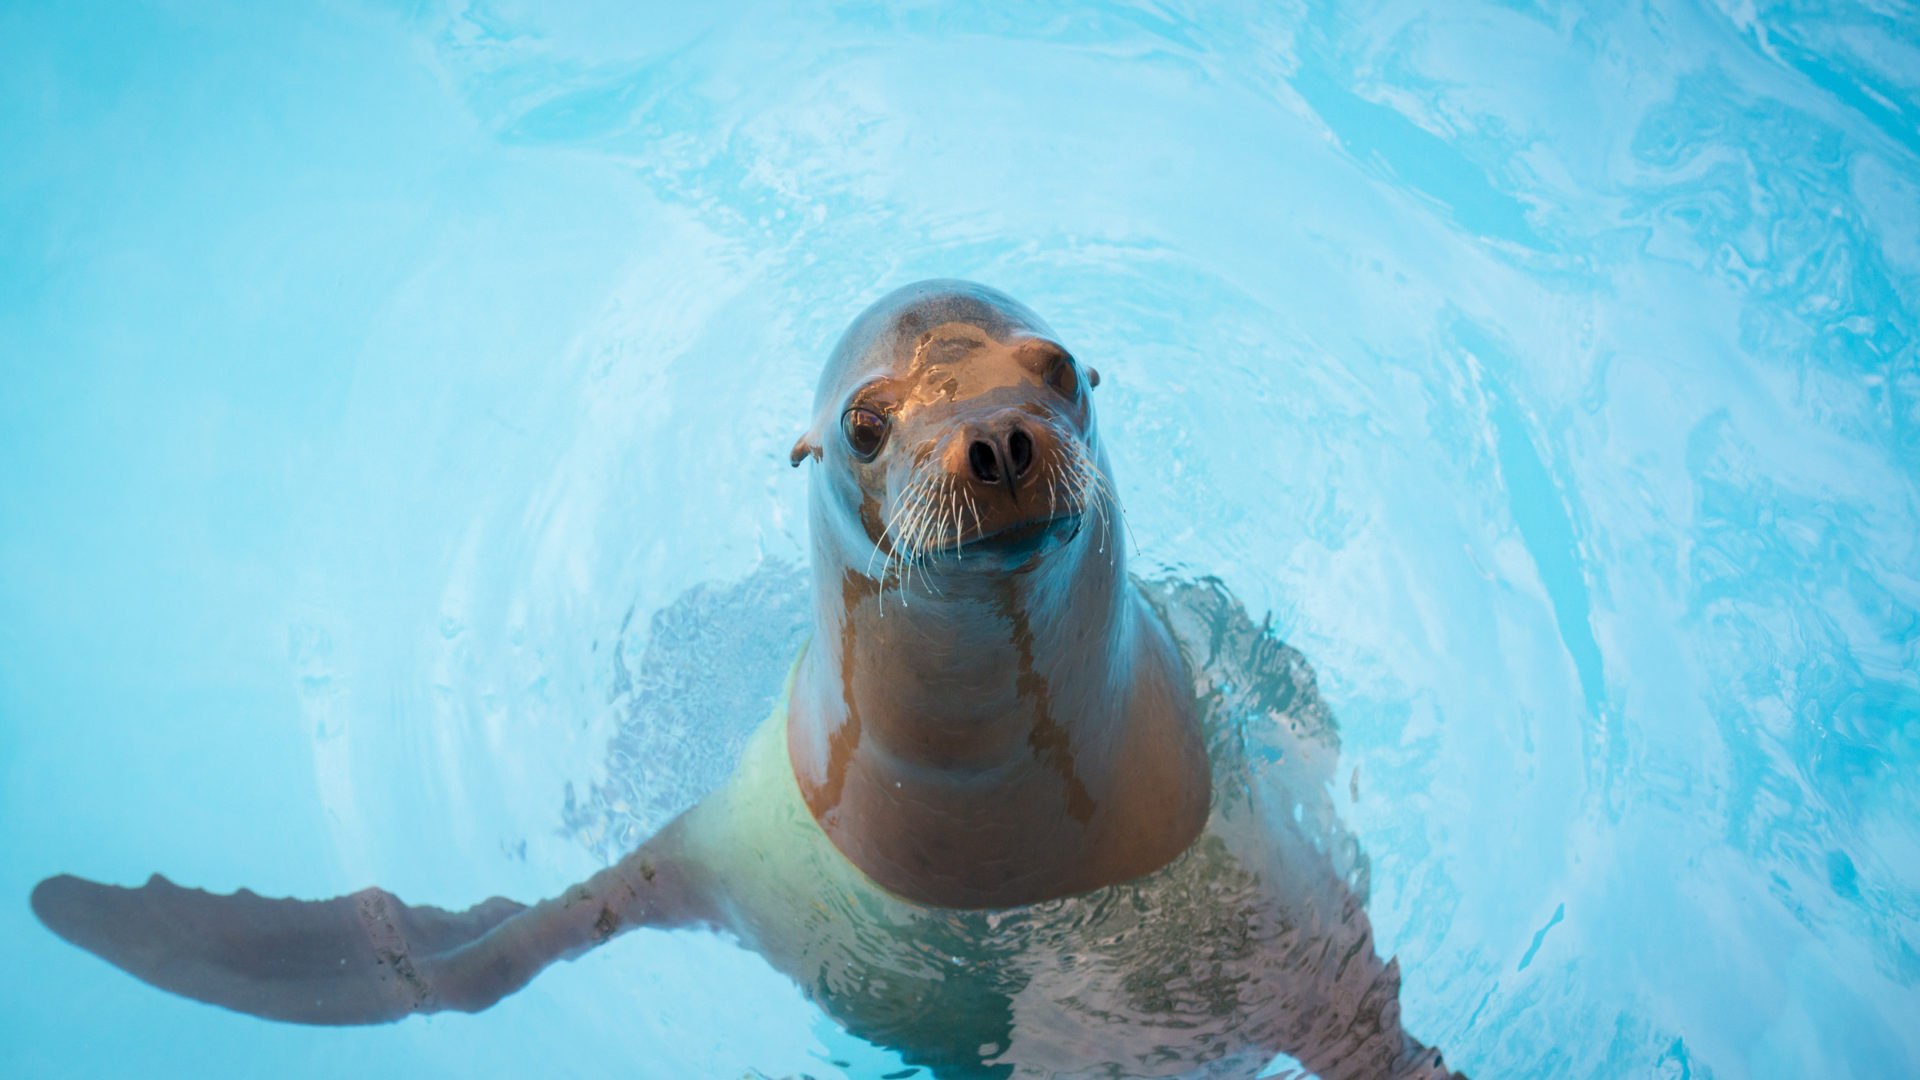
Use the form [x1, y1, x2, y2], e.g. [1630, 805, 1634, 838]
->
[30, 825, 714, 1025]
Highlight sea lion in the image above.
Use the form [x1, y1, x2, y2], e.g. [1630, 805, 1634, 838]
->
[30, 280, 1463, 1079]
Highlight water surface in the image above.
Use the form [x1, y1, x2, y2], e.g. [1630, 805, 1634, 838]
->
[3, 2, 1916, 1077]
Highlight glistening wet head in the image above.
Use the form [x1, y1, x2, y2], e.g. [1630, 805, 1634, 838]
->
[789, 281, 1115, 587]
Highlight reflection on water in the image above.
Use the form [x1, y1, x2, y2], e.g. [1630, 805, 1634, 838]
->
[5, 1, 1917, 1077]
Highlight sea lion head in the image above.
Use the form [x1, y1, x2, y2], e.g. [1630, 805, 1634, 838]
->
[791, 279, 1111, 584]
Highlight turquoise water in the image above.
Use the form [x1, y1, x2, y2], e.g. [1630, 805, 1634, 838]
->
[3, 1, 1916, 1077]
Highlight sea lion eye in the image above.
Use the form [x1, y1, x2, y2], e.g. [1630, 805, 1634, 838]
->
[842, 407, 889, 461]
[1047, 356, 1080, 398]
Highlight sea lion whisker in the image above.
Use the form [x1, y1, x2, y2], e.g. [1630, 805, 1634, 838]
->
[1067, 453, 1097, 512]
[903, 479, 929, 549]
[1070, 444, 1099, 511]
[950, 477, 962, 554]
[872, 469, 925, 587]
[890, 478, 927, 610]
[886, 470, 930, 541]
[1070, 455, 1110, 558]
[954, 480, 967, 534]
[927, 476, 946, 557]
[1095, 475, 1117, 560]
[874, 481, 912, 611]
[1097, 470, 1137, 556]
[931, 476, 955, 574]
[904, 469, 944, 599]
[935, 479, 957, 591]
[915, 477, 951, 598]
[1059, 447, 1082, 501]
[879, 468, 937, 614]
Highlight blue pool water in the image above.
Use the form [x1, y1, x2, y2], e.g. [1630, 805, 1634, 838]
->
[3, 2, 1916, 1076]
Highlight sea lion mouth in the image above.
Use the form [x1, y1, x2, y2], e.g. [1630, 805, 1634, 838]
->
[946, 512, 1083, 562]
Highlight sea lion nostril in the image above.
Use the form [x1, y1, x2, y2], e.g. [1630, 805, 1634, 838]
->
[968, 440, 1001, 483]
[1007, 429, 1034, 478]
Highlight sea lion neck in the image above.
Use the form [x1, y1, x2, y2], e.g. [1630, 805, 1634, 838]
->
[814, 518, 1128, 780]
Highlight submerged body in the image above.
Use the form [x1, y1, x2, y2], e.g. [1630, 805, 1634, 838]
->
[32, 281, 1461, 1078]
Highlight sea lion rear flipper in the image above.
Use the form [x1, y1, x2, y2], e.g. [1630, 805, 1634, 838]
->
[30, 830, 712, 1025]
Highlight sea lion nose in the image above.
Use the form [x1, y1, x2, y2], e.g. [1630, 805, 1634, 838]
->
[966, 423, 1037, 488]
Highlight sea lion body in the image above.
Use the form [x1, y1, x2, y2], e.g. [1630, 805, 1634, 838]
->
[31, 281, 1462, 1079]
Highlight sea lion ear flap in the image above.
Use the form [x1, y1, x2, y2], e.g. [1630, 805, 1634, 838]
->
[1087, 367, 1101, 389]
[790, 432, 820, 468]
